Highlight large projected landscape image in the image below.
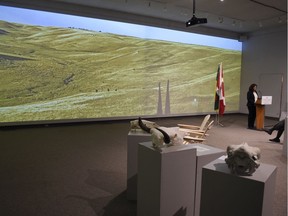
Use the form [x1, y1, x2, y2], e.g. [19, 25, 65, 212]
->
[0, 6, 242, 125]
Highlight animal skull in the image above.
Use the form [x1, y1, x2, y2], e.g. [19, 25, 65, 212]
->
[130, 119, 159, 131]
[136, 117, 185, 149]
[225, 142, 261, 175]
[151, 127, 185, 148]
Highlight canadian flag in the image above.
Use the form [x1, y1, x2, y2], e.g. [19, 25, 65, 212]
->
[214, 63, 225, 115]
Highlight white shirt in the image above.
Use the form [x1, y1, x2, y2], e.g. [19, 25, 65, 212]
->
[253, 92, 258, 102]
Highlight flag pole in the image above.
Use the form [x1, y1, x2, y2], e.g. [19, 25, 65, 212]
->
[216, 101, 224, 127]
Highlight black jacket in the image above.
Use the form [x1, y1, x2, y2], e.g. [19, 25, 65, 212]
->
[247, 90, 258, 107]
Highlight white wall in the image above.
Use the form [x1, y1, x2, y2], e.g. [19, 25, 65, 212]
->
[239, 26, 287, 118]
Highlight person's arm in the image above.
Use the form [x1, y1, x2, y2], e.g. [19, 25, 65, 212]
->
[247, 91, 255, 105]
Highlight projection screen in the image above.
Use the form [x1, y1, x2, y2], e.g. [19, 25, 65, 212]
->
[0, 5, 242, 126]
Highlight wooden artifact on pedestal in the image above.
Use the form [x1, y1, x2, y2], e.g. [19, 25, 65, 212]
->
[255, 98, 265, 130]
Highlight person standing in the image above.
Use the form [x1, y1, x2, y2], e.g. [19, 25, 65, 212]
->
[246, 83, 258, 129]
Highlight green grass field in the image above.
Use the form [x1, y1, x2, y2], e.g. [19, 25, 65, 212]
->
[0, 20, 241, 123]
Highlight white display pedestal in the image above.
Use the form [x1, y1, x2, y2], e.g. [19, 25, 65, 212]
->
[137, 142, 197, 216]
[192, 144, 225, 216]
[126, 130, 151, 200]
[200, 158, 277, 216]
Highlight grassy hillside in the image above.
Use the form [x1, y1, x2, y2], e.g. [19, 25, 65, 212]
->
[0, 20, 241, 123]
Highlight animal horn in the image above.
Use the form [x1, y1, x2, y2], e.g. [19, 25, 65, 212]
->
[138, 117, 151, 133]
[155, 128, 170, 144]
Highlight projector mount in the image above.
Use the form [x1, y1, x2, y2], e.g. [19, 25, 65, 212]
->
[186, 0, 207, 27]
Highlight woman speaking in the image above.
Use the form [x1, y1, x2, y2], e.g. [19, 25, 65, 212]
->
[246, 83, 258, 129]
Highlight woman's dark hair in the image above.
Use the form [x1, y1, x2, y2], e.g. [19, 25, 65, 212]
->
[249, 83, 257, 91]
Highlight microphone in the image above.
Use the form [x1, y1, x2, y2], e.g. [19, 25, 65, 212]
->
[257, 90, 262, 99]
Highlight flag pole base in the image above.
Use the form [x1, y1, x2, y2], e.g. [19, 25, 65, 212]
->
[215, 112, 224, 127]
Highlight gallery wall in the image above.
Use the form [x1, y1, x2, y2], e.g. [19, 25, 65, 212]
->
[240, 26, 287, 118]
[0, 2, 286, 126]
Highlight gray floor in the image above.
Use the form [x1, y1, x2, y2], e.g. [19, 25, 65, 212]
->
[0, 114, 287, 216]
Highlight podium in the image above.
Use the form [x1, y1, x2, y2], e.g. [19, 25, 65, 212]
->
[255, 99, 265, 129]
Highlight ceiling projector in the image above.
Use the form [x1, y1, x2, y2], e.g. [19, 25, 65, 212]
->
[186, 15, 207, 27]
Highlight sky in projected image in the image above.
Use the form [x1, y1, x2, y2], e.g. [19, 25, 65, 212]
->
[0, 5, 242, 124]
[0, 6, 241, 51]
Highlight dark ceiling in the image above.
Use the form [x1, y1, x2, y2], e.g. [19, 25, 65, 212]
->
[0, 0, 287, 39]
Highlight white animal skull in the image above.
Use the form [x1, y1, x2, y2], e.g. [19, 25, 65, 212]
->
[158, 127, 185, 146]
[136, 117, 185, 149]
[130, 119, 159, 131]
[151, 127, 185, 148]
